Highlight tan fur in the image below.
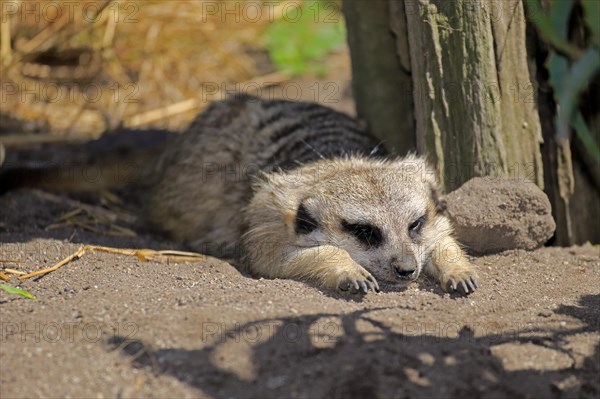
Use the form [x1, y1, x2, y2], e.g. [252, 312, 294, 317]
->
[241, 155, 478, 294]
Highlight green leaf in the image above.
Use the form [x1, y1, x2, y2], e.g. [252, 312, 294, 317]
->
[525, 0, 581, 58]
[555, 48, 600, 143]
[549, 0, 573, 38]
[581, 0, 600, 44]
[263, 0, 346, 76]
[547, 52, 569, 95]
[572, 112, 600, 162]
[0, 284, 35, 299]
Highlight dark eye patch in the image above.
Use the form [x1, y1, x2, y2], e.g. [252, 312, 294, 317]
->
[294, 203, 319, 235]
[342, 220, 384, 248]
[408, 214, 427, 239]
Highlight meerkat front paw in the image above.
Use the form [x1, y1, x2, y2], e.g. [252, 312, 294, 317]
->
[441, 264, 479, 295]
[426, 236, 479, 296]
[263, 245, 381, 294]
[337, 268, 380, 294]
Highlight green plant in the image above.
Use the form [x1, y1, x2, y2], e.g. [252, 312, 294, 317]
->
[526, 0, 600, 162]
[264, 0, 346, 76]
[0, 283, 35, 299]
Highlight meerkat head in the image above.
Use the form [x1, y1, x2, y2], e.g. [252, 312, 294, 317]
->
[289, 156, 447, 286]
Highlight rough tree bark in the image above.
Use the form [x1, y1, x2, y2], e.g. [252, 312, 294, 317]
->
[346, 0, 544, 191]
[344, 0, 598, 244]
[343, 0, 415, 154]
[402, 0, 543, 192]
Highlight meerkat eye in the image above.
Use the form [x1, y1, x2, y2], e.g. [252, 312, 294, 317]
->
[341, 220, 384, 248]
[295, 203, 319, 234]
[408, 215, 427, 238]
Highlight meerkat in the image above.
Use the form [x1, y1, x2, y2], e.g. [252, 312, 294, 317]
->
[136, 95, 478, 295]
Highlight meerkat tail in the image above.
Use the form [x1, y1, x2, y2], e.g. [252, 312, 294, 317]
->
[0, 163, 129, 194]
[0, 130, 173, 195]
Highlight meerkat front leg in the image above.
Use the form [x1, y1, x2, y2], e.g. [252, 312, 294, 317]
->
[283, 245, 380, 294]
[425, 235, 478, 295]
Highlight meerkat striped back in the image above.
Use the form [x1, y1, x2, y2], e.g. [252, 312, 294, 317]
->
[185, 95, 388, 172]
[249, 98, 388, 169]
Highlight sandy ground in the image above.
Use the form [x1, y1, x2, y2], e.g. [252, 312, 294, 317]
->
[5, 6, 597, 398]
[0, 189, 598, 399]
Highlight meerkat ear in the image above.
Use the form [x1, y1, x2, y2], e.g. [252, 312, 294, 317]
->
[420, 161, 446, 213]
[428, 179, 447, 213]
[294, 202, 319, 234]
[392, 155, 446, 212]
[398, 155, 445, 213]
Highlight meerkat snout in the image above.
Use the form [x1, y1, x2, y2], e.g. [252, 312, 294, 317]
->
[390, 255, 418, 280]
[388, 213, 430, 281]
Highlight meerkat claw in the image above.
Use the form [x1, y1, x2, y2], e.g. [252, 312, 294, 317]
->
[447, 279, 457, 292]
[359, 280, 369, 294]
[449, 278, 477, 295]
[338, 275, 378, 294]
[363, 275, 380, 293]
[467, 277, 477, 291]
[367, 275, 380, 292]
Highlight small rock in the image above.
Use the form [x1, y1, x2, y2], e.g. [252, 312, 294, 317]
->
[538, 309, 552, 318]
[445, 177, 555, 254]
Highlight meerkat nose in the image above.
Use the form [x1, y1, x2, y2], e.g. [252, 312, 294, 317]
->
[394, 266, 417, 279]
[390, 256, 418, 280]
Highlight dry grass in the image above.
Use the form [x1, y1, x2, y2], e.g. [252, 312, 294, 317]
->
[17, 244, 210, 281]
[1, 0, 293, 138]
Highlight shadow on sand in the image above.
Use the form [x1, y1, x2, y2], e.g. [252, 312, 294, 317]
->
[108, 295, 599, 398]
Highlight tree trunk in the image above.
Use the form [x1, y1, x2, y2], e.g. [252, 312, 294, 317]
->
[402, 0, 544, 192]
[343, 0, 415, 154]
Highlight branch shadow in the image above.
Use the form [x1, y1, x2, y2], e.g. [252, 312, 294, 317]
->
[107, 295, 600, 399]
